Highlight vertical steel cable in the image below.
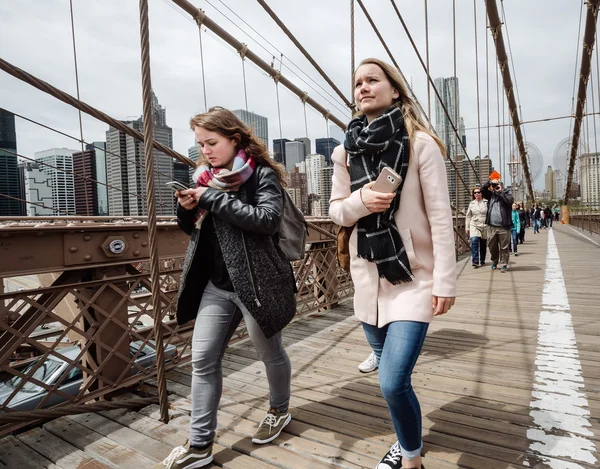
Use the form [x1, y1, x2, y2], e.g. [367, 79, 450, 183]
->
[452, 0, 458, 259]
[197, 24, 208, 112]
[303, 102, 309, 138]
[350, 0, 355, 109]
[474, 0, 482, 160]
[496, 41, 501, 178]
[486, 15, 490, 160]
[138, 0, 170, 424]
[424, 0, 431, 118]
[69, 0, 90, 216]
[595, 30, 600, 208]
[241, 56, 249, 112]
[502, 73, 506, 180]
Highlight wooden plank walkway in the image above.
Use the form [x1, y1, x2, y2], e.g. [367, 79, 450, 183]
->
[1, 225, 598, 468]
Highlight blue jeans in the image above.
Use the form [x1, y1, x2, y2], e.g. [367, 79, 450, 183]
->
[470, 236, 487, 265]
[533, 219, 540, 233]
[189, 281, 291, 446]
[362, 321, 429, 460]
[511, 229, 518, 253]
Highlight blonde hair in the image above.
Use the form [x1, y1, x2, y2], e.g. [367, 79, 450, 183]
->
[190, 106, 287, 187]
[355, 58, 446, 156]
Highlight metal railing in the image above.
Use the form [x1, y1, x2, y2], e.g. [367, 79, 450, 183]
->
[0, 219, 352, 435]
[569, 212, 600, 236]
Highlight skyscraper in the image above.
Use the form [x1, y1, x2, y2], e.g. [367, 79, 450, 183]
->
[0, 109, 24, 216]
[285, 141, 305, 173]
[20, 161, 53, 216]
[434, 77, 466, 160]
[71, 142, 108, 216]
[188, 143, 200, 183]
[294, 137, 311, 157]
[273, 138, 291, 165]
[72, 147, 99, 216]
[580, 153, 600, 208]
[545, 166, 556, 200]
[91, 142, 109, 215]
[315, 137, 340, 166]
[288, 167, 309, 214]
[318, 166, 334, 217]
[446, 155, 492, 211]
[35, 148, 78, 216]
[173, 161, 191, 187]
[106, 123, 131, 216]
[106, 91, 174, 216]
[232, 110, 268, 147]
[306, 154, 326, 196]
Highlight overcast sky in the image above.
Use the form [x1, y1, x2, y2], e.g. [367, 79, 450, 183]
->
[0, 0, 593, 189]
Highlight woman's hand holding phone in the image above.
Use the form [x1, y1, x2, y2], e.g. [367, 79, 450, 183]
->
[176, 187, 207, 210]
[360, 182, 395, 213]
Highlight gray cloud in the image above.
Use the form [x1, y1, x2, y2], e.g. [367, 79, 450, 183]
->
[0, 0, 591, 189]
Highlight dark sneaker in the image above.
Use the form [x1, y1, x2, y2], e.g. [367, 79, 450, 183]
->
[480, 261, 486, 266]
[162, 441, 213, 469]
[491, 264, 497, 270]
[252, 408, 291, 444]
[472, 264, 479, 269]
[501, 266, 507, 273]
[377, 441, 403, 468]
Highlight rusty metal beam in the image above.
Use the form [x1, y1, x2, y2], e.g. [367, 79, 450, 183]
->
[486, 0, 535, 204]
[565, 0, 600, 205]
[170, 0, 347, 130]
[0, 58, 193, 168]
[0, 224, 188, 278]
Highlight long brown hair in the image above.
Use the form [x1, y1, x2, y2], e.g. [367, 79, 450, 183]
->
[189, 106, 287, 187]
[355, 58, 446, 156]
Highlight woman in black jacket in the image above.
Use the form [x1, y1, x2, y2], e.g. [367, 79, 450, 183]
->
[163, 107, 295, 469]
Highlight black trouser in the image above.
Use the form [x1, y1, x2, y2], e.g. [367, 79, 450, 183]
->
[519, 227, 525, 244]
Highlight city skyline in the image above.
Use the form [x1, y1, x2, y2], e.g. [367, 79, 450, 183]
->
[1, 1, 590, 195]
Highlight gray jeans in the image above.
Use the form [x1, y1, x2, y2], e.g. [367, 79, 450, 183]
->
[189, 281, 291, 446]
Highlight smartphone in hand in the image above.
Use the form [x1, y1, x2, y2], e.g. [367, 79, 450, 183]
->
[371, 167, 402, 193]
[165, 181, 190, 193]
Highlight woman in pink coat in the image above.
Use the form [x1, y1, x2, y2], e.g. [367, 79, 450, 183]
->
[329, 58, 457, 469]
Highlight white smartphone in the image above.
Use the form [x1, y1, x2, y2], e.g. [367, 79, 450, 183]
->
[371, 167, 402, 193]
[165, 181, 190, 193]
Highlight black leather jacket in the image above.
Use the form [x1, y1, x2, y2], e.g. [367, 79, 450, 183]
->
[176, 165, 296, 338]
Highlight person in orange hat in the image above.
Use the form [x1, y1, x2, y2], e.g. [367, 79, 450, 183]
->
[480, 177, 514, 273]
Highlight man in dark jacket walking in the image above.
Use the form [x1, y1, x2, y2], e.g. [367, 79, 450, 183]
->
[481, 179, 514, 273]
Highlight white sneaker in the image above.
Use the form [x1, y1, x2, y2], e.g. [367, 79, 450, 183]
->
[358, 351, 378, 373]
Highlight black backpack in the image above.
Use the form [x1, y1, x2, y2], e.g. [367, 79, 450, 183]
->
[279, 189, 308, 261]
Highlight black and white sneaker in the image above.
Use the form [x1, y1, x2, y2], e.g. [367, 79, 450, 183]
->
[377, 441, 403, 469]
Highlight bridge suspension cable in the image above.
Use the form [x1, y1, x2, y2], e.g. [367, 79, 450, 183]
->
[473, 0, 482, 161]
[386, 0, 483, 185]
[0, 147, 173, 215]
[138, 0, 170, 425]
[170, 0, 347, 129]
[0, 58, 193, 166]
[205, 0, 350, 114]
[486, 0, 535, 204]
[565, 0, 600, 205]
[1, 108, 178, 185]
[424, 0, 431, 118]
[68, 0, 90, 216]
[256, 0, 352, 109]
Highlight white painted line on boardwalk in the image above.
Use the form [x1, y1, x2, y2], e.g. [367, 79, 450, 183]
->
[565, 225, 600, 248]
[526, 230, 597, 468]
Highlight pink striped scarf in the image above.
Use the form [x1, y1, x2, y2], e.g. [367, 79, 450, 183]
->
[191, 149, 256, 226]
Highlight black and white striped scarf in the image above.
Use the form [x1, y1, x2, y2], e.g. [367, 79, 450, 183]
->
[344, 106, 413, 285]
